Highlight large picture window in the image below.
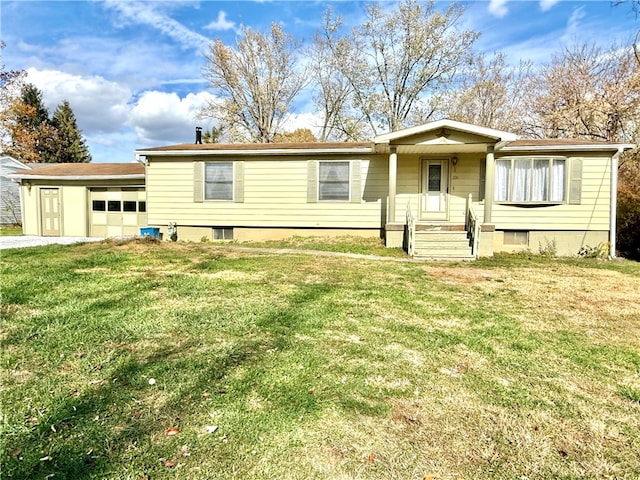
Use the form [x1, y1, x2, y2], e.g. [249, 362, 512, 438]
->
[495, 157, 566, 203]
[205, 162, 233, 201]
[319, 161, 350, 201]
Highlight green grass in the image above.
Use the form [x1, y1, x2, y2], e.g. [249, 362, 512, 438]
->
[0, 225, 22, 236]
[1, 239, 639, 479]
[236, 235, 408, 257]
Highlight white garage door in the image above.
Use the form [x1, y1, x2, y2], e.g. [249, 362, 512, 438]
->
[90, 188, 147, 237]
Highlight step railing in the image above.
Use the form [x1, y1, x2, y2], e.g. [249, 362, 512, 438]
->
[466, 193, 480, 258]
[406, 201, 416, 257]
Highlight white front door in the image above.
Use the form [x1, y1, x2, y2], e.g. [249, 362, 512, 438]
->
[421, 159, 449, 220]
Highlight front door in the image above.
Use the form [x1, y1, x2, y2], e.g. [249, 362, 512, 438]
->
[421, 159, 449, 220]
[40, 188, 61, 236]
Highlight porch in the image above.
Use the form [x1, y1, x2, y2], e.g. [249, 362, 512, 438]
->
[373, 120, 516, 259]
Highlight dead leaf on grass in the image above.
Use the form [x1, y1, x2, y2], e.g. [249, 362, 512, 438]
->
[367, 452, 376, 463]
[164, 426, 180, 436]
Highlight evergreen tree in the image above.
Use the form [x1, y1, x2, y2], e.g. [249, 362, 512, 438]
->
[51, 100, 91, 163]
[20, 84, 49, 128]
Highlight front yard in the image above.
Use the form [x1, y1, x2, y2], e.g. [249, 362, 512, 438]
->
[1, 240, 639, 479]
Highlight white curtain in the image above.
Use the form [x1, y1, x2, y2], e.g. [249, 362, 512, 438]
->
[512, 159, 531, 201]
[494, 160, 510, 201]
[531, 159, 549, 201]
[551, 159, 565, 201]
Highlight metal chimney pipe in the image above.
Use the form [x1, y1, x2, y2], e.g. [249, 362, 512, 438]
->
[195, 126, 203, 144]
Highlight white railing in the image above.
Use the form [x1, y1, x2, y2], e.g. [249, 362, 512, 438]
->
[406, 201, 416, 256]
[466, 194, 481, 258]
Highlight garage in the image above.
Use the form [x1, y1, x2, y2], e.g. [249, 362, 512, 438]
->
[12, 163, 146, 238]
[90, 187, 146, 237]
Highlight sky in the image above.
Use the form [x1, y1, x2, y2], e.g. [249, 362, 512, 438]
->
[1, 0, 638, 163]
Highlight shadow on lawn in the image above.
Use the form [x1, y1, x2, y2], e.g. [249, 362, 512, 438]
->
[4, 282, 361, 479]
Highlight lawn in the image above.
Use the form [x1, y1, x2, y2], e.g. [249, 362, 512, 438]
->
[1, 239, 639, 479]
[0, 225, 22, 236]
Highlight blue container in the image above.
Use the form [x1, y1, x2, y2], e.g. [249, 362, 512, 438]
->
[140, 227, 161, 239]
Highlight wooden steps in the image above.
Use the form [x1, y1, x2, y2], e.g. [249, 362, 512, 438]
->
[412, 230, 474, 261]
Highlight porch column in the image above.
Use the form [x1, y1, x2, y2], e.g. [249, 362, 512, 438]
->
[388, 147, 398, 223]
[484, 146, 495, 224]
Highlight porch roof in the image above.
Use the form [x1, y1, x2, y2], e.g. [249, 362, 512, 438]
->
[373, 119, 518, 155]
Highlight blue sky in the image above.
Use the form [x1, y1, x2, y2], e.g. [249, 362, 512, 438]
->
[2, 1, 638, 163]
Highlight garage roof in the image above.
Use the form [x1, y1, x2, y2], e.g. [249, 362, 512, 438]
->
[10, 163, 145, 180]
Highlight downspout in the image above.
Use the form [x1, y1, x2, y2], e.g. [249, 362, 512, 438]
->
[610, 147, 623, 258]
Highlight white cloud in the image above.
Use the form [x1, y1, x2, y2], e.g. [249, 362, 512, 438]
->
[539, 0, 560, 12]
[204, 11, 236, 32]
[23, 68, 219, 160]
[561, 6, 586, 44]
[102, 0, 210, 51]
[488, 0, 509, 18]
[25, 68, 131, 134]
[129, 90, 217, 145]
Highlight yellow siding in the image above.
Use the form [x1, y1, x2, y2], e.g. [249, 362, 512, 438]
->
[146, 155, 389, 228]
[19, 185, 87, 235]
[146, 151, 613, 236]
[392, 153, 482, 223]
[61, 186, 88, 236]
[491, 154, 611, 230]
[20, 184, 40, 235]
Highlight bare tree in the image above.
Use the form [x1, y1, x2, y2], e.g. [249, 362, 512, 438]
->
[446, 52, 532, 131]
[523, 43, 639, 144]
[308, 13, 367, 142]
[613, 1, 640, 64]
[319, 0, 479, 135]
[202, 23, 308, 143]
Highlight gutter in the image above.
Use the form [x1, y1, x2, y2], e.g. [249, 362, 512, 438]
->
[610, 147, 624, 258]
[135, 147, 374, 157]
[499, 143, 635, 153]
[8, 174, 145, 181]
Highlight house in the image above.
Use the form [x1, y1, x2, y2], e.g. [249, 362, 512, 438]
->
[136, 120, 632, 258]
[12, 163, 146, 237]
[11, 120, 634, 259]
[0, 156, 31, 225]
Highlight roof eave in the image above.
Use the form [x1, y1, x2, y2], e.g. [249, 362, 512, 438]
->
[9, 174, 146, 181]
[499, 143, 635, 153]
[136, 147, 374, 156]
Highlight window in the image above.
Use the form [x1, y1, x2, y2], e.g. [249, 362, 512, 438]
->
[123, 201, 137, 212]
[138, 201, 146, 212]
[495, 157, 566, 203]
[205, 162, 233, 200]
[213, 227, 233, 240]
[108, 200, 121, 212]
[503, 230, 528, 246]
[92, 200, 106, 212]
[319, 161, 349, 201]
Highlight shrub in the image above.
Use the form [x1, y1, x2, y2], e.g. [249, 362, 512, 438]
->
[578, 242, 610, 259]
[617, 160, 640, 261]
